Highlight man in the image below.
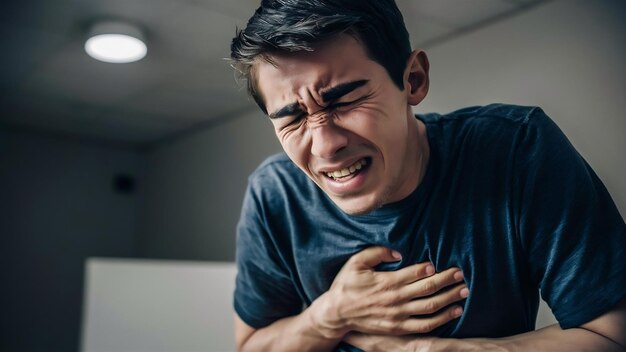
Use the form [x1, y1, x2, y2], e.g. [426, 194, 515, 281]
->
[229, 0, 626, 350]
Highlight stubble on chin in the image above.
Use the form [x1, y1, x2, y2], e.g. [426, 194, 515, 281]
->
[335, 176, 400, 216]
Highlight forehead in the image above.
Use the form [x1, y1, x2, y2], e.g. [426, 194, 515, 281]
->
[254, 34, 379, 108]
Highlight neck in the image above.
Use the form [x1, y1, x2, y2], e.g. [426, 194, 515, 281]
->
[385, 111, 430, 205]
[411, 115, 430, 190]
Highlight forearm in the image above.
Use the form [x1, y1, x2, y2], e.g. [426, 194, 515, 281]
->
[349, 297, 626, 351]
[237, 302, 344, 352]
[438, 324, 623, 352]
[452, 298, 626, 352]
[346, 324, 623, 352]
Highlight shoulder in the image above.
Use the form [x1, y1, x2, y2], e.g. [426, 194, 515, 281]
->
[420, 103, 546, 127]
[420, 104, 556, 150]
[249, 152, 297, 180]
[247, 152, 318, 205]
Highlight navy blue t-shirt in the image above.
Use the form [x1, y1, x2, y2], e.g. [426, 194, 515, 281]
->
[234, 104, 626, 346]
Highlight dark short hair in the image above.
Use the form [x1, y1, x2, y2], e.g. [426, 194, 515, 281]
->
[230, 0, 412, 113]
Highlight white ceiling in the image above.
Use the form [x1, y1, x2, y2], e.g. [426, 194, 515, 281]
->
[0, 0, 547, 148]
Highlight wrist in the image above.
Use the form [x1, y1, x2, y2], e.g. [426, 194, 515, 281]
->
[307, 292, 348, 340]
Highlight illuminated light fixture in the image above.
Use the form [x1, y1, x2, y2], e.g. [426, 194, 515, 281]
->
[85, 21, 147, 63]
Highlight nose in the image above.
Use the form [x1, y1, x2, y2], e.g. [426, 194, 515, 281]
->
[310, 119, 348, 159]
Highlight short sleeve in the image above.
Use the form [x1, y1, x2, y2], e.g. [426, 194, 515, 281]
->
[234, 176, 303, 329]
[514, 108, 626, 328]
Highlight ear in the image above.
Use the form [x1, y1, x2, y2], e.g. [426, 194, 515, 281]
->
[403, 50, 430, 106]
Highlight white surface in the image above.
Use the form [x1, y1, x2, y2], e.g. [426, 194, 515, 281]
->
[85, 34, 147, 63]
[80, 258, 557, 352]
[81, 258, 237, 352]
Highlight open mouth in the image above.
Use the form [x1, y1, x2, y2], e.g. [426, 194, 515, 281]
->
[324, 157, 370, 181]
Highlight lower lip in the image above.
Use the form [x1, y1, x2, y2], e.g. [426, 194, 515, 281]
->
[323, 161, 370, 195]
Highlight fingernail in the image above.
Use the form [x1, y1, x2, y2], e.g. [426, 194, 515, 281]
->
[425, 264, 435, 275]
[454, 271, 464, 281]
[460, 287, 469, 298]
[391, 250, 402, 260]
[454, 307, 463, 317]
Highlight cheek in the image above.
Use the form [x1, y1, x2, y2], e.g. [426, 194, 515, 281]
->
[339, 106, 394, 141]
[277, 128, 312, 168]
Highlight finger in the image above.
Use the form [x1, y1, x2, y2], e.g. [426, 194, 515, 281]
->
[400, 267, 465, 299]
[401, 283, 468, 315]
[348, 246, 402, 269]
[386, 261, 437, 285]
[395, 305, 463, 335]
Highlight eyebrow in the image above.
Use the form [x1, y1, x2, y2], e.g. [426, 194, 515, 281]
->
[320, 79, 369, 103]
[268, 79, 369, 119]
[269, 102, 303, 120]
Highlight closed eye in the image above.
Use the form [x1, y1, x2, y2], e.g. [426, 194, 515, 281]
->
[328, 94, 371, 111]
[283, 112, 306, 128]
[282, 93, 370, 129]
[332, 101, 353, 108]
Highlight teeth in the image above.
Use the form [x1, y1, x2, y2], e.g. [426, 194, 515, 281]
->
[326, 159, 367, 179]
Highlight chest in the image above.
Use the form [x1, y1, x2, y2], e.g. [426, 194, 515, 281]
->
[289, 194, 520, 303]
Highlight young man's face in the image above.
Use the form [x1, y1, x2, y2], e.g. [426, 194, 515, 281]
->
[255, 34, 429, 215]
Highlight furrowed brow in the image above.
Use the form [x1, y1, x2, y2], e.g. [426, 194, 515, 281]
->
[321, 80, 369, 103]
[268, 102, 304, 119]
[268, 80, 369, 119]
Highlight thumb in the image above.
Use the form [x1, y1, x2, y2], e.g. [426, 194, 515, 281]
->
[348, 246, 402, 269]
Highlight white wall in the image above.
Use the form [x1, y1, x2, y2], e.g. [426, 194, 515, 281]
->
[80, 259, 237, 352]
[0, 128, 143, 351]
[416, 0, 626, 216]
[137, 110, 280, 261]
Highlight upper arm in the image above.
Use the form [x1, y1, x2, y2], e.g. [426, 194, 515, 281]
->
[580, 296, 626, 348]
[234, 178, 303, 328]
[234, 312, 257, 351]
[513, 109, 626, 328]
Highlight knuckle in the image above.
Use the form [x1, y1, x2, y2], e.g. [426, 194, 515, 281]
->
[423, 300, 440, 314]
[387, 306, 404, 320]
[377, 276, 394, 291]
[373, 318, 399, 334]
[449, 306, 462, 319]
[388, 321, 404, 335]
[422, 280, 438, 295]
[415, 264, 426, 278]
[373, 318, 385, 329]
[374, 278, 392, 296]
[416, 321, 436, 334]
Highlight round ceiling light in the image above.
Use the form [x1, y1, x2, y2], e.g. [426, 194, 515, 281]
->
[85, 21, 147, 63]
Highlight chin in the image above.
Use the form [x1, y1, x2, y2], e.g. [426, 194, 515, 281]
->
[333, 196, 383, 216]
